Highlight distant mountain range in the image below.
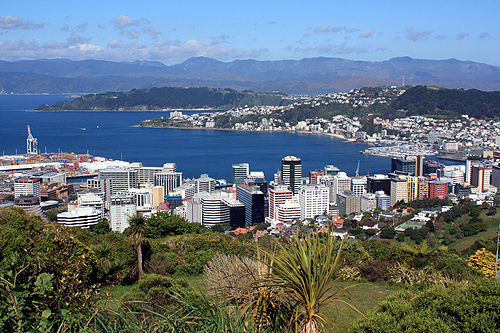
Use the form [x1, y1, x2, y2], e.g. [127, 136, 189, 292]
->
[0, 56, 499, 95]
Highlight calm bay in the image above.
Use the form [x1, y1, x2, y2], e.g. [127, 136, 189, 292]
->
[1, 94, 393, 180]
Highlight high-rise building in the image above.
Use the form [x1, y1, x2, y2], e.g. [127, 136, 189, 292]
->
[281, 156, 302, 194]
[324, 165, 340, 176]
[124, 188, 153, 209]
[136, 166, 164, 185]
[309, 170, 325, 185]
[236, 184, 265, 225]
[277, 199, 302, 223]
[87, 178, 112, 203]
[196, 174, 216, 194]
[391, 158, 417, 176]
[429, 181, 449, 199]
[390, 178, 408, 206]
[78, 192, 104, 217]
[333, 172, 351, 203]
[375, 191, 391, 210]
[361, 193, 376, 212]
[336, 191, 361, 216]
[351, 177, 367, 196]
[109, 194, 136, 233]
[417, 176, 429, 200]
[406, 176, 419, 201]
[14, 177, 41, 199]
[367, 174, 391, 195]
[154, 171, 182, 196]
[470, 165, 492, 192]
[98, 167, 138, 194]
[201, 196, 230, 227]
[298, 185, 329, 220]
[269, 184, 293, 221]
[232, 163, 249, 185]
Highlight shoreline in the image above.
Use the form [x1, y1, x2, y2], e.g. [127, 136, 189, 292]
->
[135, 124, 352, 141]
[32, 108, 226, 113]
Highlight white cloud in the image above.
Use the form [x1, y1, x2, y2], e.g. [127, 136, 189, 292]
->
[358, 30, 374, 38]
[314, 25, 345, 33]
[0, 36, 268, 64]
[405, 27, 432, 41]
[112, 15, 148, 29]
[291, 42, 368, 55]
[0, 16, 44, 30]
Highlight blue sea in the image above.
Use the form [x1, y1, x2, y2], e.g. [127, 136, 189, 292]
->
[1, 94, 393, 180]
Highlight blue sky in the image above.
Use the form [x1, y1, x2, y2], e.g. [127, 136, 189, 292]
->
[0, 0, 498, 65]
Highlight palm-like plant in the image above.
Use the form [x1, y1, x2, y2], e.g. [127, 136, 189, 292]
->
[266, 233, 361, 333]
[127, 213, 149, 281]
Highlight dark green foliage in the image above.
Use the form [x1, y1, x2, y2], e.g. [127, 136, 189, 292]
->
[0, 207, 100, 331]
[91, 218, 111, 235]
[404, 226, 430, 244]
[38, 86, 286, 111]
[406, 197, 451, 209]
[121, 273, 195, 314]
[392, 85, 500, 119]
[145, 211, 205, 238]
[380, 228, 396, 239]
[349, 279, 500, 332]
[358, 259, 390, 282]
[462, 221, 487, 236]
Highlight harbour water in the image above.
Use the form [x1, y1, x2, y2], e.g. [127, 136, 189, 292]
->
[1, 94, 394, 180]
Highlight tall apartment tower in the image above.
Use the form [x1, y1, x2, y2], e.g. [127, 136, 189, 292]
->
[281, 156, 302, 194]
[232, 163, 249, 185]
[269, 184, 293, 220]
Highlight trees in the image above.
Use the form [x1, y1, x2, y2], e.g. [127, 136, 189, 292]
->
[126, 214, 149, 281]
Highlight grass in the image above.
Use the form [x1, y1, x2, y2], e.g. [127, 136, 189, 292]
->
[322, 281, 402, 333]
[449, 211, 500, 253]
[100, 275, 400, 332]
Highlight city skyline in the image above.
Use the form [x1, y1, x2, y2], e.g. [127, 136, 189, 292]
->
[0, 1, 498, 66]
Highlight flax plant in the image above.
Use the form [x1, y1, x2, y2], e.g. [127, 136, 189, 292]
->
[266, 233, 362, 333]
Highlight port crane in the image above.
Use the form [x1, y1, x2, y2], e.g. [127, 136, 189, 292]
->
[27, 125, 38, 155]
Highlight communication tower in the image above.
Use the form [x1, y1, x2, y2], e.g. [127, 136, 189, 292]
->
[27, 125, 38, 155]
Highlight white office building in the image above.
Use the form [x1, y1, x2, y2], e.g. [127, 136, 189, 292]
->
[298, 185, 329, 220]
[57, 207, 100, 229]
[14, 177, 41, 199]
[98, 167, 138, 194]
[110, 194, 136, 233]
[78, 192, 104, 217]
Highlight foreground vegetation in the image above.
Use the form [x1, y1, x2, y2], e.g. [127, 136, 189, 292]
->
[1, 205, 499, 332]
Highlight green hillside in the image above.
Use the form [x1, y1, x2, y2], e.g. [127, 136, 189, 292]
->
[35, 86, 288, 111]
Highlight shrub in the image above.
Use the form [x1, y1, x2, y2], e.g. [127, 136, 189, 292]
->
[349, 280, 500, 332]
[358, 259, 390, 282]
[380, 227, 395, 239]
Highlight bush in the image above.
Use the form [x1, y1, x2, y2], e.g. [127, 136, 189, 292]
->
[380, 228, 395, 239]
[349, 280, 500, 332]
[358, 259, 390, 282]
[122, 274, 195, 313]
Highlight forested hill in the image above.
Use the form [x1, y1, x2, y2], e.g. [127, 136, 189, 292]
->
[35, 86, 287, 111]
[391, 86, 500, 119]
[282, 85, 500, 122]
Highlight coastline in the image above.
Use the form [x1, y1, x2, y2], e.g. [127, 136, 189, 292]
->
[136, 124, 352, 141]
[32, 108, 226, 113]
